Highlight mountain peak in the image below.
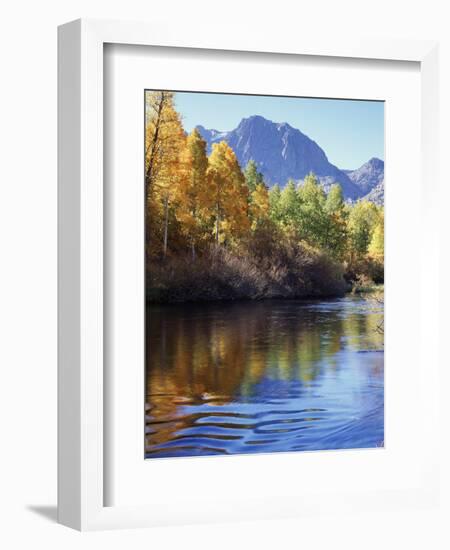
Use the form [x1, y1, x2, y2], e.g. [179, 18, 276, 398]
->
[237, 115, 273, 128]
[197, 116, 383, 202]
[367, 157, 384, 168]
[244, 114, 270, 122]
[346, 157, 385, 200]
[238, 115, 297, 132]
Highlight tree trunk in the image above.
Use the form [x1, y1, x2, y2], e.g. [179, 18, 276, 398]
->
[324, 219, 330, 248]
[191, 206, 197, 260]
[215, 213, 220, 244]
[163, 195, 169, 257]
[214, 199, 221, 244]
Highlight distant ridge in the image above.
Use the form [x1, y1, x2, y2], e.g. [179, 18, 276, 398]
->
[345, 158, 384, 205]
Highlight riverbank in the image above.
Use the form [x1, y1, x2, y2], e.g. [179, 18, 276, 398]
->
[146, 242, 348, 303]
[352, 281, 384, 294]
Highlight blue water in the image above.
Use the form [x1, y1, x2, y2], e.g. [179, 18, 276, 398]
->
[145, 295, 384, 458]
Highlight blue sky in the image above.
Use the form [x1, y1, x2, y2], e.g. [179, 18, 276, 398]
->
[173, 91, 384, 170]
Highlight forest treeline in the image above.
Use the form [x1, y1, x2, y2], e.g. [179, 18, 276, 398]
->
[145, 91, 384, 302]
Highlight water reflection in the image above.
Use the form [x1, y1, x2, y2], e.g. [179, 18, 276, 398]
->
[145, 295, 384, 458]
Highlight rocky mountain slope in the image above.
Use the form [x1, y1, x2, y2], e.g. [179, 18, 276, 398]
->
[197, 115, 384, 203]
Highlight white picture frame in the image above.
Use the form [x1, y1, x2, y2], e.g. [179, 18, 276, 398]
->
[58, 18, 440, 531]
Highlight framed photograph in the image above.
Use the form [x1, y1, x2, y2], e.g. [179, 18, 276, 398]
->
[143, 89, 386, 460]
[58, 18, 440, 530]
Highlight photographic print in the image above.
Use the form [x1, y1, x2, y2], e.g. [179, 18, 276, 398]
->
[145, 91, 384, 459]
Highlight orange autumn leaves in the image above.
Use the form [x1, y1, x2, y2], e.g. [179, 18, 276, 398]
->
[208, 141, 251, 243]
[145, 91, 270, 258]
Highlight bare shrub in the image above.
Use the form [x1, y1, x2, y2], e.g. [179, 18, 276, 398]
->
[147, 227, 347, 303]
[345, 256, 384, 286]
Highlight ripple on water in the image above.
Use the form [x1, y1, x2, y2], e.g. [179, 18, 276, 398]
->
[145, 296, 384, 458]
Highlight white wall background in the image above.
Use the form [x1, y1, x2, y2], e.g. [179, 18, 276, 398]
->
[0, 1, 448, 547]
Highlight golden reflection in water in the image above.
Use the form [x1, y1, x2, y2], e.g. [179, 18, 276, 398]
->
[145, 297, 384, 455]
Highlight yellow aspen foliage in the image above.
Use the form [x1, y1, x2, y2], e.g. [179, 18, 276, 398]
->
[175, 129, 212, 256]
[347, 200, 380, 258]
[145, 91, 181, 196]
[207, 141, 250, 244]
[250, 183, 270, 228]
[368, 216, 384, 260]
[145, 91, 186, 255]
